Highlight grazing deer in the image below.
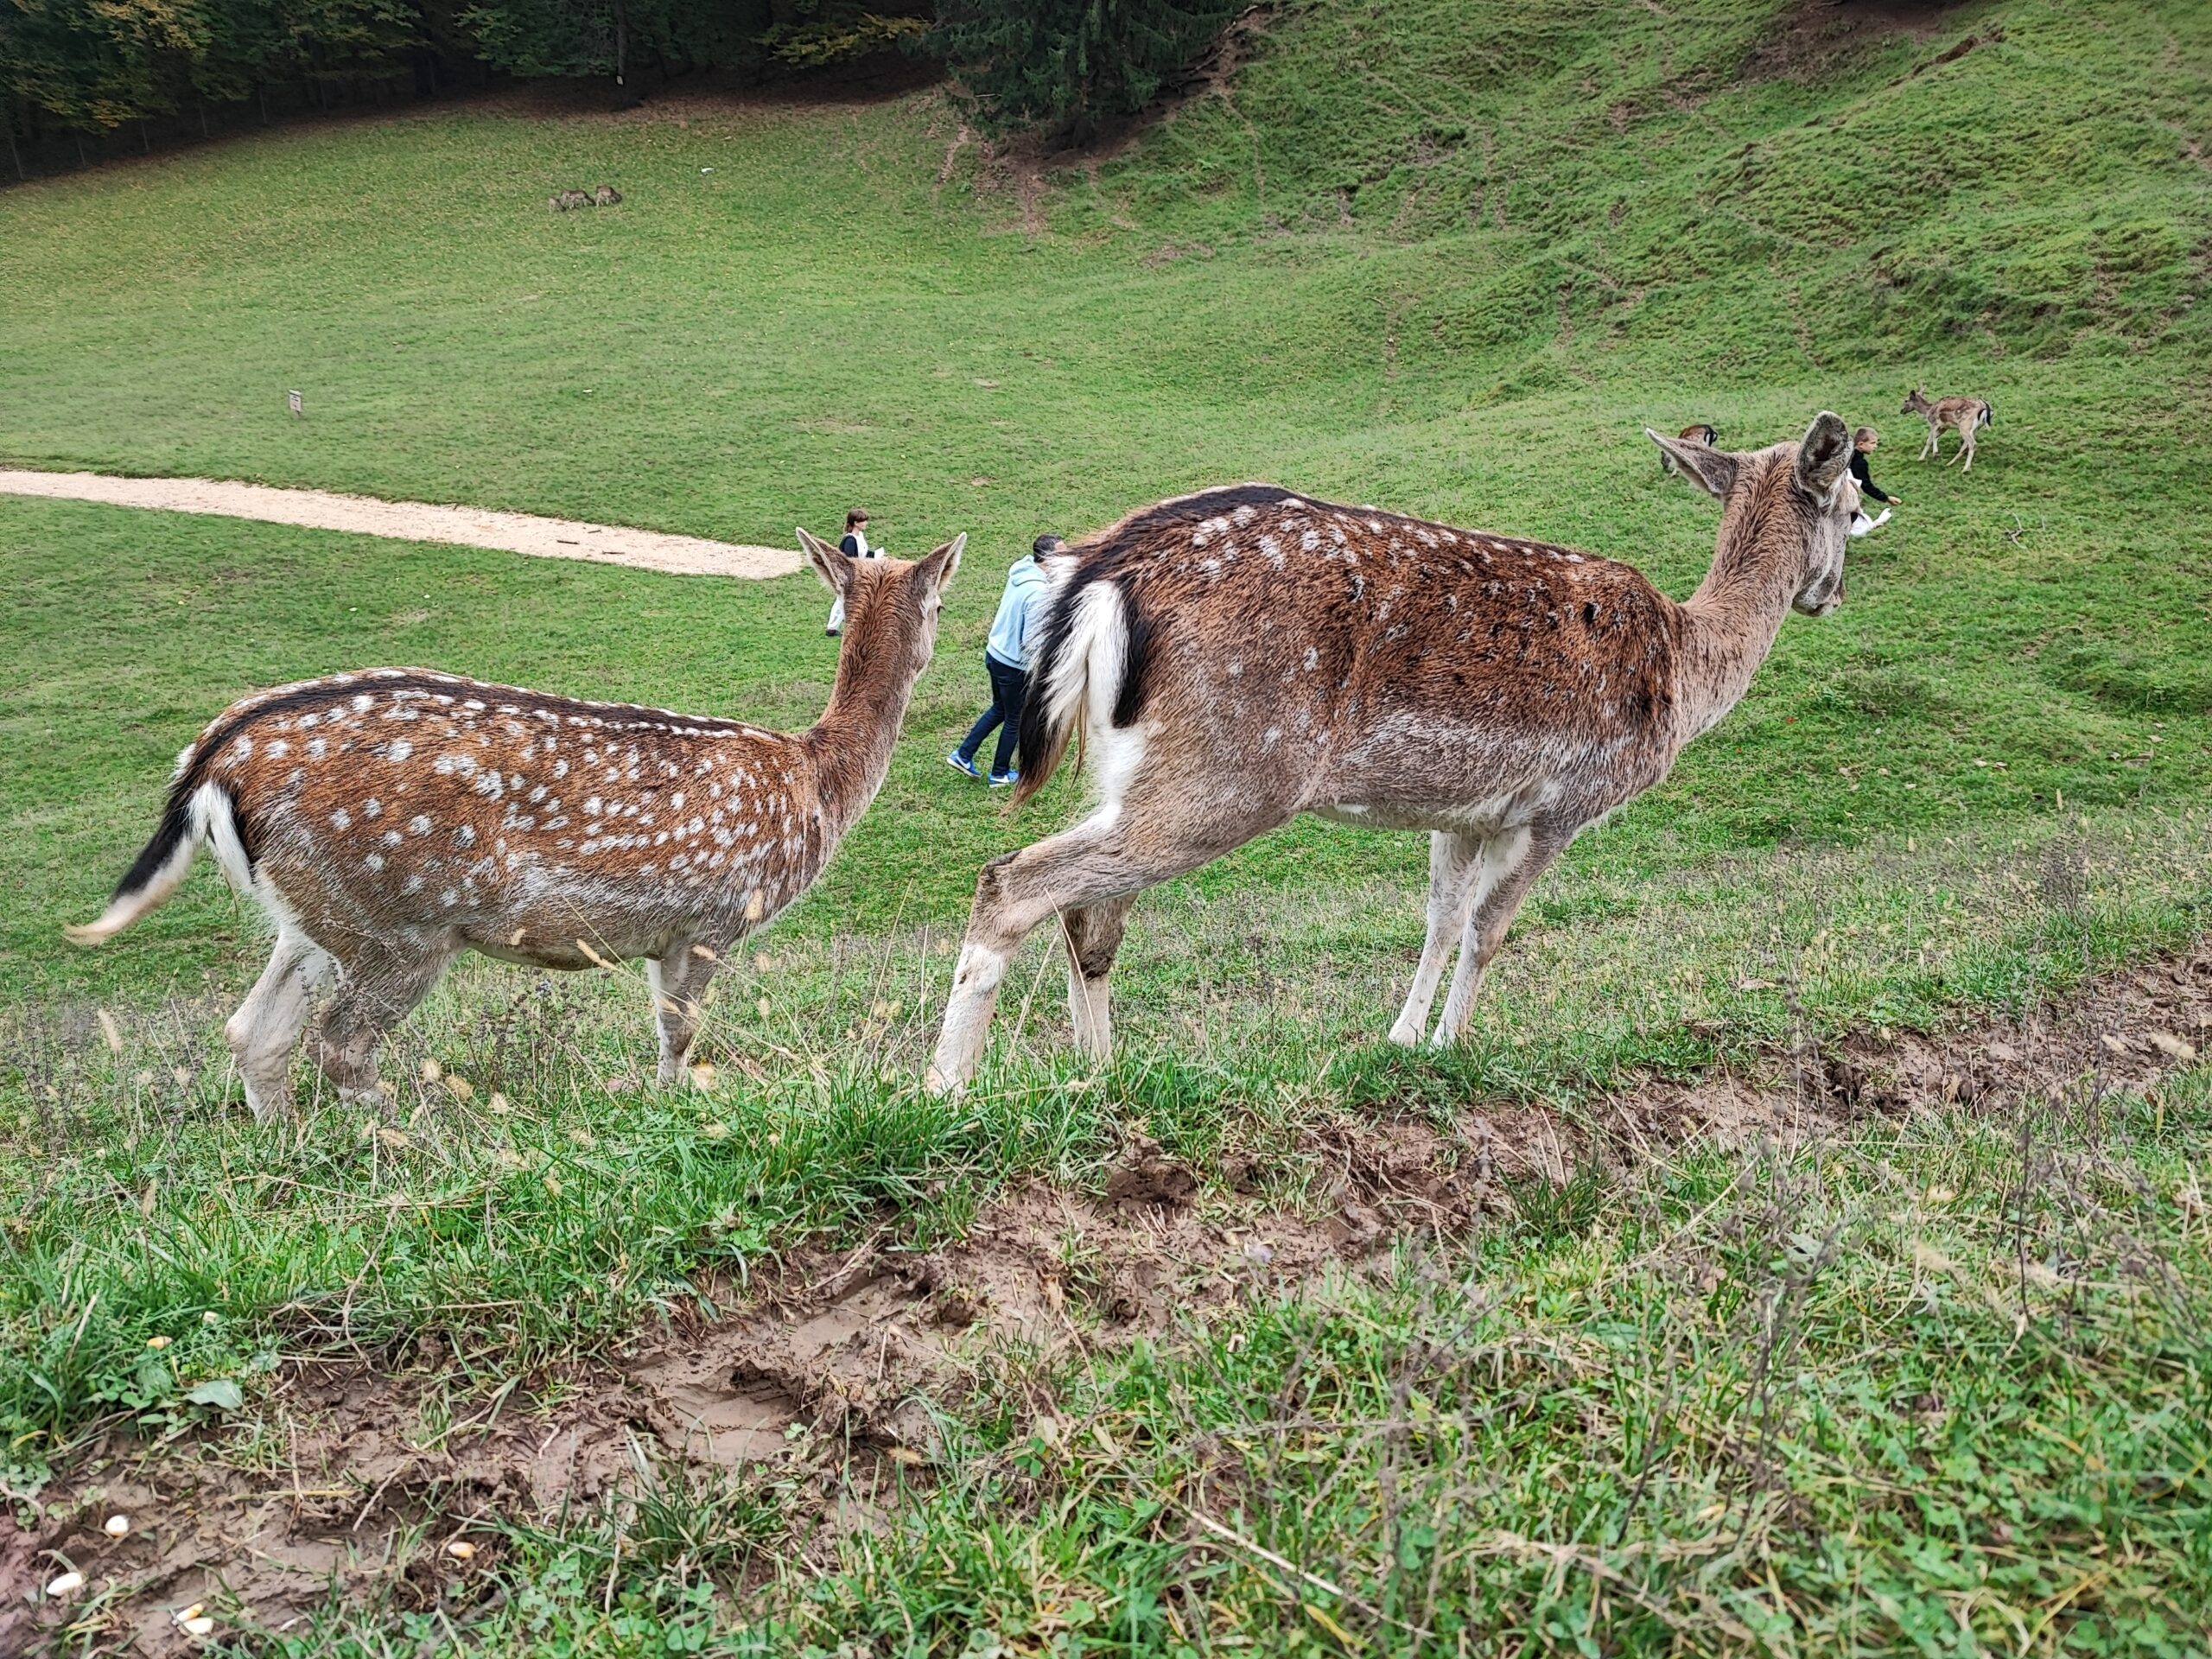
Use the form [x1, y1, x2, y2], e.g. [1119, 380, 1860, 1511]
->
[1902, 387, 1993, 471]
[551, 189, 591, 211]
[593, 185, 623, 206]
[67, 531, 963, 1118]
[925, 416, 1858, 1093]
[1662, 423, 1718, 474]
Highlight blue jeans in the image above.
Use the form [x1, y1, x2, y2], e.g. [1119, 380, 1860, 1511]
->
[958, 654, 1027, 775]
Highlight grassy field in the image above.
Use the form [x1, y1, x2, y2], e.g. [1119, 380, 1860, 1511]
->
[3, 0, 2210, 1650]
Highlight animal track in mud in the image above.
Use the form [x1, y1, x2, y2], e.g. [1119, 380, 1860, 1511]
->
[10, 946, 2208, 1653]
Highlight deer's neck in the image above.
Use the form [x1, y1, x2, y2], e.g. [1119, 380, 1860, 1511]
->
[799, 628, 921, 843]
[1671, 495, 1800, 744]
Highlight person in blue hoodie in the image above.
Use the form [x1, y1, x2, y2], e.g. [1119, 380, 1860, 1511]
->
[948, 534, 1064, 787]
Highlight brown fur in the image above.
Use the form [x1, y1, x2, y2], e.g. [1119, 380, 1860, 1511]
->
[1901, 387, 1993, 472]
[927, 417, 1856, 1090]
[551, 189, 591, 211]
[69, 533, 963, 1116]
[593, 185, 622, 206]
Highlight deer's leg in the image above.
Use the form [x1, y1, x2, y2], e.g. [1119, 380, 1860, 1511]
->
[1956, 429, 1974, 473]
[1432, 823, 1572, 1046]
[929, 806, 1277, 1093]
[648, 942, 721, 1088]
[1389, 830, 1485, 1046]
[313, 938, 457, 1107]
[224, 927, 330, 1121]
[1918, 427, 1936, 460]
[1062, 895, 1136, 1063]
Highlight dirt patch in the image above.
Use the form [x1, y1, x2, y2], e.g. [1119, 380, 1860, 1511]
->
[10, 948, 2208, 1651]
[1, 1131, 1367, 1654]
[0, 471, 799, 582]
[1741, 0, 1978, 84]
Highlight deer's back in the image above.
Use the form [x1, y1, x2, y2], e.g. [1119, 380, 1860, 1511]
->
[185, 670, 813, 960]
[1059, 485, 1686, 822]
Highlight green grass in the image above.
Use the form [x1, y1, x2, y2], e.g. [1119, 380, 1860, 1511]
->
[3, 0, 2211, 1649]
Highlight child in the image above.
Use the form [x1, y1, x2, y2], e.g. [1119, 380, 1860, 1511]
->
[826, 508, 877, 635]
[1848, 428, 1897, 537]
[949, 534, 1064, 787]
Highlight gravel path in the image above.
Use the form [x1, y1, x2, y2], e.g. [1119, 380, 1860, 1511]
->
[0, 469, 802, 580]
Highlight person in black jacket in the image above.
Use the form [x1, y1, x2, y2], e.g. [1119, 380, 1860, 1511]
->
[1848, 427, 1897, 537]
[827, 508, 877, 636]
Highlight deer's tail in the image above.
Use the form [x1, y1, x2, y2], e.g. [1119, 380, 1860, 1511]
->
[1011, 578, 1139, 809]
[1980, 403, 1993, 429]
[64, 757, 245, 945]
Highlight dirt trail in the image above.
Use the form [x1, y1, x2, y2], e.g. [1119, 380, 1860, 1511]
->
[0, 470, 801, 580]
[9, 948, 2209, 1654]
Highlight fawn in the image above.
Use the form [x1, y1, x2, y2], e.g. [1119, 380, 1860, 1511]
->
[1902, 387, 1993, 472]
[68, 531, 963, 1117]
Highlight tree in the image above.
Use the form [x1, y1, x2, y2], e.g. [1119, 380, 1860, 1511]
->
[928, 0, 1241, 140]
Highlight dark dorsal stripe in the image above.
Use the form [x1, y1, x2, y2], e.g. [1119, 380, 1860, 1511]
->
[156, 671, 764, 885]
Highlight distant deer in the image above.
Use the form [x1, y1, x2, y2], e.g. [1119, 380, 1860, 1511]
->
[925, 416, 1858, 1092]
[1662, 423, 1717, 474]
[67, 531, 963, 1118]
[593, 185, 623, 206]
[551, 189, 591, 211]
[1902, 387, 1993, 471]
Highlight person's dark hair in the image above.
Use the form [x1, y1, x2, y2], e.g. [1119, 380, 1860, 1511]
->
[846, 509, 869, 528]
[1853, 427, 1878, 448]
[1033, 533, 1066, 556]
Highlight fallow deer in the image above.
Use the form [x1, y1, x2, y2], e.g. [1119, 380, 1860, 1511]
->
[1902, 387, 1993, 472]
[925, 416, 1858, 1092]
[550, 189, 592, 212]
[593, 185, 623, 206]
[67, 531, 963, 1118]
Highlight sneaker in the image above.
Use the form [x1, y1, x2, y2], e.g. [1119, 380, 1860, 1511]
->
[988, 769, 1020, 789]
[946, 751, 982, 779]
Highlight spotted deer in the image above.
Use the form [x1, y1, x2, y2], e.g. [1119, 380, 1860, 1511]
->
[926, 416, 1858, 1092]
[551, 189, 592, 211]
[1902, 387, 1993, 471]
[67, 530, 963, 1118]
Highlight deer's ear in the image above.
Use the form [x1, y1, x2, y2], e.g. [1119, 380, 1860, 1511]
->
[1794, 411, 1852, 495]
[1647, 428, 1738, 499]
[797, 527, 853, 594]
[915, 532, 965, 596]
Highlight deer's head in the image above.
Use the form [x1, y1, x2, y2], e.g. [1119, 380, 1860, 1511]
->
[1647, 411, 1855, 616]
[798, 528, 966, 678]
[1901, 388, 1927, 414]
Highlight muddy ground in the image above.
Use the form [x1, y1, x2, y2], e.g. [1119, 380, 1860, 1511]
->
[10, 946, 2209, 1654]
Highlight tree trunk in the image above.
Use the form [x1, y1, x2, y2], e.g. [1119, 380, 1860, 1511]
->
[76, 131, 88, 168]
[6, 111, 22, 182]
[139, 119, 150, 154]
[200, 102, 210, 139]
[614, 0, 629, 86]
[258, 84, 269, 125]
